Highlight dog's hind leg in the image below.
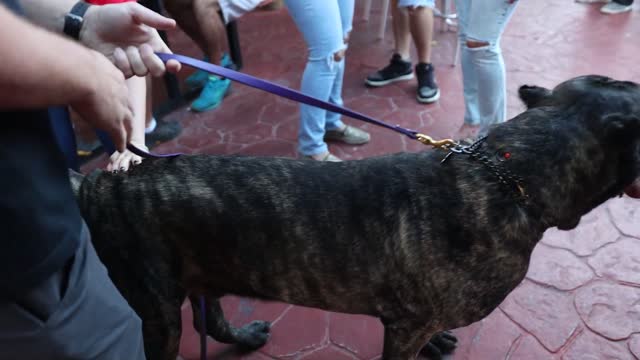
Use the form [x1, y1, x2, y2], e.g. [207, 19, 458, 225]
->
[189, 295, 271, 350]
[381, 319, 440, 360]
[420, 331, 458, 360]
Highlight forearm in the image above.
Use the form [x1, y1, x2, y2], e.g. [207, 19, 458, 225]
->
[18, 0, 76, 33]
[0, 4, 97, 109]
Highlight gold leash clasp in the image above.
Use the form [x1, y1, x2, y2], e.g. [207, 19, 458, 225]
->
[415, 133, 457, 150]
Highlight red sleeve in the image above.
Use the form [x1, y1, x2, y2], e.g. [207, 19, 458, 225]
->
[85, 0, 136, 4]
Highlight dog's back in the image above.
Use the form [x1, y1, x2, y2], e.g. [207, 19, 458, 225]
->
[77, 151, 537, 328]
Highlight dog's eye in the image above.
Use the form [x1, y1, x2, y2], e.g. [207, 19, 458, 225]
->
[495, 151, 511, 162]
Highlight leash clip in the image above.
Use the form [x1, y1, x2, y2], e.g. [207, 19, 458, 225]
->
[415, 133, 457, 150]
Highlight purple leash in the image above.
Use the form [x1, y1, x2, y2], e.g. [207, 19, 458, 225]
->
[199, 296, 207, 360]
[127, 53, 455, 158]
[154, 53, 454, 145]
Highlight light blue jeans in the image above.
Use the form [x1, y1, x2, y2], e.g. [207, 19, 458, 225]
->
[455, 0, 518, 135]
[284, 0, 354, 156]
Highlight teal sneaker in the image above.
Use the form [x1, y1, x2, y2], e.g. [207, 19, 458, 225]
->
[185, 54, 233, 89]
[190, 76, 232, 112]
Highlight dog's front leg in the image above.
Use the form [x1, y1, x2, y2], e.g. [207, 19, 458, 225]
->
[382, 319, 438, 360]
[189, 295, 271, 349]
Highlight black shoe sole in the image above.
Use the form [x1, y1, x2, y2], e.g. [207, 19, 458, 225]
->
[365, 72, 414, 87]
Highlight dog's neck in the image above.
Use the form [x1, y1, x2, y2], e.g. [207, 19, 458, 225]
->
[443, 137, 549, 225]
[444, 137, 529, 202]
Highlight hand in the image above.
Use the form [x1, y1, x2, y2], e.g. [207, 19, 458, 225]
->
[80, 2, 181, 77]
[70, 51, 133, 153]
[107, 145, 145, 172]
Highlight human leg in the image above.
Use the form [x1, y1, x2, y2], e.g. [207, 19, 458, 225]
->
[0, 223, 146, 360]
[456, 0, 518, 134]
[401, 0, 439, 103]
[284, 0, 349, 159]
[365, 0, 415, 87]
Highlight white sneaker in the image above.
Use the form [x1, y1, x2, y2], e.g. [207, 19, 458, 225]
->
[600, 2, 633, 13]
[575, 0, 610, 3]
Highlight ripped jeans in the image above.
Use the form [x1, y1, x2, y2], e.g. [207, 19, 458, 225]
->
[284, 0, 354, 156]
[455, 0, 518, 135]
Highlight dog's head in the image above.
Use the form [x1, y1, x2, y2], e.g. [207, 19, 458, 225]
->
[484, 75, 640, 230]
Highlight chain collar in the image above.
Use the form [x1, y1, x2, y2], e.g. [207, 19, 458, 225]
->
[441, 137, 530, 204]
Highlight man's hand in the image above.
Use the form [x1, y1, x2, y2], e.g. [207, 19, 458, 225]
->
[69, 51, 134, 152]
[80, 2, 182, 77]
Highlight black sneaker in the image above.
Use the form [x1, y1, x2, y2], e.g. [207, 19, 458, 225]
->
[415, 63, 440, 103]
[145, 120, 183, 148]
[365, 54, 414, 87]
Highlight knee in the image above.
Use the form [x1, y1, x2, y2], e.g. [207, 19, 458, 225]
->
[465, 39, 490, 49]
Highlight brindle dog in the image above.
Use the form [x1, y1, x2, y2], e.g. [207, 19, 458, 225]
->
[71, 75, 640, 360]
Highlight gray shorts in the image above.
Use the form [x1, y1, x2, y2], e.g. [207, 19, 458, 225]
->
[0, 222, 145, 360]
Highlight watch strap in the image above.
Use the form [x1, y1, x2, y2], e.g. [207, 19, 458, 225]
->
[63, 2, 91, 40]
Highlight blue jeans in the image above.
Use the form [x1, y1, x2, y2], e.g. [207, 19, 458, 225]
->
[284, 0, 354, 156]
[455, 0, 518, 135]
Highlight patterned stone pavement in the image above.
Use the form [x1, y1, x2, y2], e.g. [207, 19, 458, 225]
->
[83, 0, 640, 359]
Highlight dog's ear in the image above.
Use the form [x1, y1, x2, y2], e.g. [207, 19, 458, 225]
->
[518, 85, 553, 109]
[68, 169, 85, 197]
[601, 113, 640, 145]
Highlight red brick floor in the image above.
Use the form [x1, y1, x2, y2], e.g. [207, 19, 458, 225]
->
[84, 1, 640, 359]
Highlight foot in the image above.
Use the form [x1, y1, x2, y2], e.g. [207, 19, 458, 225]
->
[324, 125, 371, 145]
[600, 2, 633, 13]
[190, 76, 232, 112]
[455, 123, 480, 142]
[415, 63, 440, 104]
[365, 54, 414, 87]
[420, 331, 458, 360]
[233, 321, 271, 350]
[306, 152, 343, 162]
[145, 120, 182, 148]
[185, 53, 233, 90]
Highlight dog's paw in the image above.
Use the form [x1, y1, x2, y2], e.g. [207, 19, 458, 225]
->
[420, 331, 458, 360]
[235, 320, 271, 349]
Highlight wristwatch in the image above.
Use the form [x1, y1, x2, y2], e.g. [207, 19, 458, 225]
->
[63, 1, 92, 40]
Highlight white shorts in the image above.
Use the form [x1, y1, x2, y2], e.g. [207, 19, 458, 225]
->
[397, 0, 436, 8]
[219, 0, 264, 23]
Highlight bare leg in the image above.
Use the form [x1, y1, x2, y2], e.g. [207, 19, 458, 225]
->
[392, 0, 411, 60]
[164, 0, 227, 64]
[407, 6, 434, 64]
[192, 0, 227, 64]
[145, 75, 152, 128]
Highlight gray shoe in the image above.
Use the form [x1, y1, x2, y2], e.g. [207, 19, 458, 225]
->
[305, 152, 343, 162]
[324, 125, 371, 145]
[600, 2, 632, 13]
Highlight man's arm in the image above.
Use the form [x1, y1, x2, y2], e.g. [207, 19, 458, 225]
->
[0, 4, 133, 151]
[0, 4, 101, 108]
[18, 0, 181, 76]
[17, 0, 74, 33]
